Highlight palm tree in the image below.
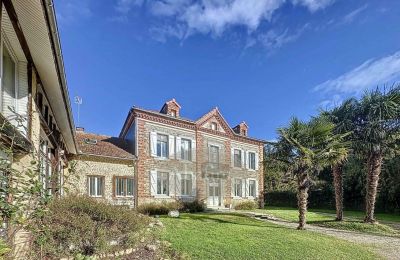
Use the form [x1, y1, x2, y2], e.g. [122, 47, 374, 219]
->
[272, 117, 346, 229]
[354, 87, 400, 223]
[321, 99, 355, 221]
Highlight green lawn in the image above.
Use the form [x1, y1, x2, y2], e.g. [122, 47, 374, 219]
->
[160, 213, 378, 260]
[252, 207, 400, 237]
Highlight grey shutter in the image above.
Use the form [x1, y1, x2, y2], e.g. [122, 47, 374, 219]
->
[191, 173, 196, 196]
[150, 170, 157, 196]
[169, 135, 175, 159]
[191, 139, 196, 162]
[255, 179, 259, 199]
[245, 151, 249, 169]
[169, 172, 175, 196]
[150, 132, 157, 157]
[176, 137, 181, 160]
[241, 179, 246, 198]
[255, 152, 259, 170]
[175, 173, 181, 196]
[241, 149, 245, 168]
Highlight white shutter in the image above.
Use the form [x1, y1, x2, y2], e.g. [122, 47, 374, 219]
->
[176, 137, 181, 160]
[191, 139, 196, 162]
[231, 148, 234, 167]
[175, 173, 181, 196]
[191, 173, 196, 196]
[255, 180, 259, 199]
[169, 135, 175, 159]
[169, 172, 175, 196]
[241, 150, 245, 168]
[255, 152, 259, 170]
[231, 178, 235, 198]
[150, 170, 157, 196]
[246, 179, 250, 198]
[150, 132, 157, 157]
[17, 61, 28, 135]
[245, 151, 249, 169]
[241, 179, 246, 198]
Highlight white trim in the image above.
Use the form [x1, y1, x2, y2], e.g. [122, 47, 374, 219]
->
[140, 118, 196, 134]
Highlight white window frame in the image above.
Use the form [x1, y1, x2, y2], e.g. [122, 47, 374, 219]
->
[156, 134, 169, 158]
[157, 172, 169, 196]
[114, 176, 134, 198]
[233, 149, 242, 168]
[210, 122, 217, 131]
[248, 152, 256, 170]
[181, 173, 193, 196]
[0, 34, 18, 115]
[88, 176, 104, 198]
[233, 178, 242, 197]
[248, 179, 257, 198]
[180, 138, 192, 161]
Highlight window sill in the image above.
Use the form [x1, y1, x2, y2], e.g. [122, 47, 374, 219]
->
[114, 196, 135, 199]
[154, 195, 171, 199]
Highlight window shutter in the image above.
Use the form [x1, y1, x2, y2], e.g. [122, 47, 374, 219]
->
[169, 172, 175, 196]
[150, 170, 157, 196]
[245, 151, 249, 169]
[191, 173, 196, 196]
[191, 139, 196, 162]
[255, 152, 259, 170]
[150, 132, 157, 157]
[241, 149, 245, 168]
[176, 137, 181, 160]
[175, 173, 181, 196]
[231, 148, 234, 167]
[231, 179, 235, 198]
[255, 180, 259, 199]
[241, 179, 246, 198]
[169, 135, 175, 159]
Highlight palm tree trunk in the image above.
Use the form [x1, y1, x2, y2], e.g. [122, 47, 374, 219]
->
[364, 153, 383, 223]
[332, 163, 344, 221]
[297, 172, 311, 230]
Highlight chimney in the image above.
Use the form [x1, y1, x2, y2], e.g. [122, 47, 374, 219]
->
[233, 122, 248, 136]
[76, 127, 85, 132]
[160, 98, 181, 118]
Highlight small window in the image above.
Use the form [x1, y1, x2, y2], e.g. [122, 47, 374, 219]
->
[210, 122, 217, 131]
[115, 177, 134, 197]
[181, 174, 192, 196]
[156, 134, 169, 158]
[181, 138, 192, 161]
[84, 138, 98, 145]
[234, 179, 242, 197]
[170, 110, 177, 117]
[249, 180, 256, 197]
[88, 176, 104, 197]
[234, 149, 242, 168]
[157, 172, 169, 195]
[248, 152, 256, 170]
[209, 145, 219, 164]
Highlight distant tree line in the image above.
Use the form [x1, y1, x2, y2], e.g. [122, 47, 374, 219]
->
[264, 86, 400, 229]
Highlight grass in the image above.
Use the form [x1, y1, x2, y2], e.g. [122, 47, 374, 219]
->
[251, 207, 400, 237]
[160, 213, 378, 260]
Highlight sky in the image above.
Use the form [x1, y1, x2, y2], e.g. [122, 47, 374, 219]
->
[54, 0, 400, 141]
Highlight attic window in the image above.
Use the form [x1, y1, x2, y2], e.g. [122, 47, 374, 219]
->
[84, 138, 98, 145]
[170, 110, 177, 117]
[211, 122, 217, 131]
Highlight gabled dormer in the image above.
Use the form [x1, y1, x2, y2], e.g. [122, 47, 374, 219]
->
[233, 122, 249, 136]
[160, 98, 181, 118]
[196, 107, 234, 134]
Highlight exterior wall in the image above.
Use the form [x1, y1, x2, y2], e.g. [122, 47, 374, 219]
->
[71, 155, 135, 207]
[135, 115, 265, 208]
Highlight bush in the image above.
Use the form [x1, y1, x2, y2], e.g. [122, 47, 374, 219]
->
[30, 195, 150, 258]
[181, 200, 205, 213]
[0, 238, 10, 258]
[137, 201, 182, 215]
[234, 200, 258, 210]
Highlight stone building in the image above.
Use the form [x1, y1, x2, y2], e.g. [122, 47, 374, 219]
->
[71, 130, 136, 207]
[119, 99, 266, 208]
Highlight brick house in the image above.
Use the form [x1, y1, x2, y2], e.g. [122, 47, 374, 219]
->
[70, 130, 136, 207]
[119, 99, 266, 208]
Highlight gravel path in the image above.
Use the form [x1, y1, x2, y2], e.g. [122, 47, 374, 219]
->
[243, 212, 400, 260]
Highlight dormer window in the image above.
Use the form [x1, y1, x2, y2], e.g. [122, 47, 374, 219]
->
[84, 138, 98, 145]
[171, 110, 177, 118]
[211, 122, 217, 131]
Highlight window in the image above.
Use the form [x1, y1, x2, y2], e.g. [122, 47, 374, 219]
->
[88, 176, 104, 197]
[249, 180, 256, 197]
[234, 179, 242, 197]
[209, 145, 219, 164]
[170, 110, 177, 117]
[39, 140, 53, 195]
[248, 152, 256, 170]
[181, 138, 192, 161]
[2, 45, 16, 114]
[156, 134, 169, 158]
[181, 174, 192, 196]
[234, 149, 242, 167]
[115, 177, 134, 197]
[210, 122, 217, 131]
[84, 138, 98, 145]
[157, 172, 169, 195]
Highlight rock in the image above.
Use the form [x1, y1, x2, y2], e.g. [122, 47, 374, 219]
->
[168, 210, 180, 218]
[145, 244, 157, 251]
[155, 220, 164, 227]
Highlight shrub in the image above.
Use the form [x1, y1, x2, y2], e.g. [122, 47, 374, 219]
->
[29, 195, 150, 258]
[234, 200, 258, 210]
[181, 200, 205, 213]
[137, 201, 182, 215]
[0, 238, 10, 258]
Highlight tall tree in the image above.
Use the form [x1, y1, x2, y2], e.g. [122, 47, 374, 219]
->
[354, 87, 400, 223]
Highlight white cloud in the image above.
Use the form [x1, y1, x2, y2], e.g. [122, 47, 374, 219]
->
[314, 51, 400, 94]
[115, 0, 144, 14]
[258, 23, 309, 50]
[56, 0, 92, 24]
[340, 4, 368, 24]
[292, 0, 334, 12]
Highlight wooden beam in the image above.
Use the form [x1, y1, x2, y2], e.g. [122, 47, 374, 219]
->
[2, 0, 33, 63]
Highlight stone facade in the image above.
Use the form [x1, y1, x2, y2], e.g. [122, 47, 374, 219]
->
[120, 100, 266, 208]
[71, 155, 136, 207]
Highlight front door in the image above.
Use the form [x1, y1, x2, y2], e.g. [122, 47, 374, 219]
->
[208, 179, 221, 207]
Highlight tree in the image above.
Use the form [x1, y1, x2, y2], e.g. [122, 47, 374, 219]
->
[353, 87, 400, 223]
[270, 117, 347, 229]
[321, 99, 355, 220]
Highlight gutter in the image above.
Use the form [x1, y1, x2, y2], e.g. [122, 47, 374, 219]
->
[41, 0, 77, 154]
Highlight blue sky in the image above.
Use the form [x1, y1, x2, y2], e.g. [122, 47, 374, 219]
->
[55, 0, 400, 140]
